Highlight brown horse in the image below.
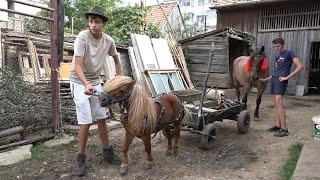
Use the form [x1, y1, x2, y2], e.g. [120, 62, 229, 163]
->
[233, 46, 269, 120]
[98, 76, 185, 175]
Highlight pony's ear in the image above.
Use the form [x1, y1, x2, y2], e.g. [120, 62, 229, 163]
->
[260, 46, 265, 52]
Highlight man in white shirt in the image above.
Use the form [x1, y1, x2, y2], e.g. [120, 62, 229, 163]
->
[69, 6, 122, 177]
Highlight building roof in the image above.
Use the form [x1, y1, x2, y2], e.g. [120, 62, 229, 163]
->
[211, 0, 301, 10]
[146, 1, 178, 29]
[179, 27, 251, 44]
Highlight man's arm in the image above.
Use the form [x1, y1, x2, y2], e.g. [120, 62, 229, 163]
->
[112, 53, 122, 75]
[279, 57, 304, 81]
[75, 56, 94, 95]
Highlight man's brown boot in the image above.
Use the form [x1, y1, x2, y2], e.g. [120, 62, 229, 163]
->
[74, 153, 86, 177]
[103, 146, 122, 165]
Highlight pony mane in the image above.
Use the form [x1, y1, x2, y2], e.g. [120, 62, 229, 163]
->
[103, 75, 133, 92]
[128, 84, 157, 134]
[103, 75, 158, 134]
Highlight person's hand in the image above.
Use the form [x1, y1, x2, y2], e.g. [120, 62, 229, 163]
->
[259, 78, 268, 82]
[279, 76, 289, 81]
[84, 83, 95, 95]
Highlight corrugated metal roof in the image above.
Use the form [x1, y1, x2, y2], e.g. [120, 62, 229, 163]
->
[146, 1, 178, 29]
[211, 0, 297, 10]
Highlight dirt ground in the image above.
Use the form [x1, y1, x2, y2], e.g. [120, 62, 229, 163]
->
[0, 93, 319, 180]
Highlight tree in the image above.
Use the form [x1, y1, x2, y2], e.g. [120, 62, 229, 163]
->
[104, 6, 162, 45]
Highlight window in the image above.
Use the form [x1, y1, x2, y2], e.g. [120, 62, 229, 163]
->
[206, 10, 214, 20]
[183, 12, 194, 21]
[196, 15, 206, 25]
[180, 0, 190, 6]
[198, 0, 205, 6]
[260, 3, 320, 31]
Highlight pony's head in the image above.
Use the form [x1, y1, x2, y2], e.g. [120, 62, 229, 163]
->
[248, 46, 269, 81]
[99, 76, 135, 107]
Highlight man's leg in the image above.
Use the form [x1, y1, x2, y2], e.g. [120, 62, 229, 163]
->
[274, 95, 281, 128]
[275, 95, 287, 130]
[78, 124, 90, 153]
[97, 119, 121, 165]
[97, 119, 109, 146]
[274, 95, 288, 137]
[74, 124, 90, 177]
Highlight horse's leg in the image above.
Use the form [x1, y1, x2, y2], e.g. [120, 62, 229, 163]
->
[142, 134, 153, 170]
[162, 128, 173, 156]
[254, 82, 266, 120]
[120, 131, 134, 175]
[242, 82, 250, 104]
[235, 80, 241, 101]
[173, 124, 181, 156]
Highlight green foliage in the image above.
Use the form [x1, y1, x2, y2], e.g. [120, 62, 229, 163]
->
[280, 142, 303, 180]
[105, 7, 162, 45]
[31, 143, 45, 158]
[227, 27, 254, 45]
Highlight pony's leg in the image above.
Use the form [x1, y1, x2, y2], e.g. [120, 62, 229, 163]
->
[254, 82, 266, 119]
[235, 80, 241, 101]
[173, 124, 181, 156]
[242, 83, 250, 104]
[120, 131, 134, 175]
[162, 128, 173, 156]
[142, 134, 153, 170]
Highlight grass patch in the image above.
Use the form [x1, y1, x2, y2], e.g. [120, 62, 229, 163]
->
[281, 142, 303, 180]
[31, 143, 45, 158]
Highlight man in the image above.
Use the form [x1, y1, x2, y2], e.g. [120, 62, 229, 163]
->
[260, 38, 303, 137]
[69, 6, 122, 176]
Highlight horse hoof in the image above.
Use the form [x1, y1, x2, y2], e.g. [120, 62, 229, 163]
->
[254, 117, 261, 122]
[143, 163, 152, 171]
[120, 164, 128, 175]
[173, 150, 179, 156]
[166, 150, 172, 156]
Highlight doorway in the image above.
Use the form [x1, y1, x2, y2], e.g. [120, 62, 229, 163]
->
[308, 42, 320, 94]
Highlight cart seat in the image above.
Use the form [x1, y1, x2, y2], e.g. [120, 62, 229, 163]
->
[184, 104, 218, 113]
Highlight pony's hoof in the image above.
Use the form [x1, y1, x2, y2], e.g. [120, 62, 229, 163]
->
[143, 163, 152, 171]
[173, 150, 179, 156]
[166, 150, 172, 156]
[254, 117, 261, 121]
[120, 164, 128, 175]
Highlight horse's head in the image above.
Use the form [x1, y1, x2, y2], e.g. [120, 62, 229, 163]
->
[99, 76, 136, 107]
[249, 46, 268, 81]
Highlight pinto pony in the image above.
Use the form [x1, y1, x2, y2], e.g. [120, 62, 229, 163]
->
[98, 76, 185, 175]
[233, 46, 269, 120]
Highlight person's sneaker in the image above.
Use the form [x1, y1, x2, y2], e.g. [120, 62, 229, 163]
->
[103, 146, 122, 165]
[274, 129, 289, 137]
[268, 125, 281, 132]
[74, 153, 86, 177]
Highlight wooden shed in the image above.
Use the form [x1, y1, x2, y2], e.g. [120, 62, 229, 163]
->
[211, 0, 320, 95]
[179, 28, 251, 89]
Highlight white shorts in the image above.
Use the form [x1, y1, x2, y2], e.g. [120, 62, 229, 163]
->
[70, 82, 108, 125]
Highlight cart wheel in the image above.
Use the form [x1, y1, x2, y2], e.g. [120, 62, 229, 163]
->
[200, 122, 218, 150]
[237, 110, 250, 134]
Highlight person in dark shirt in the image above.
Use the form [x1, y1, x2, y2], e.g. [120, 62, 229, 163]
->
[260, 38, 303, 137]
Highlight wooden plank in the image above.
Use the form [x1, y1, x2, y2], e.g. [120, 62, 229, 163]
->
[189, 64, 228, 73]
[0, 134, 55, 151]
[0, 134, 22, 145]
[0, 126, 24, 138]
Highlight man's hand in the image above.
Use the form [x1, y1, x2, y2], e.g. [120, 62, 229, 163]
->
[84, 83, 95, 95]
[279, 76, 289, 81]
[259, 76, 271, 82]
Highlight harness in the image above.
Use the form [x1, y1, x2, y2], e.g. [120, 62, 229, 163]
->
[119, 92, 185, 136]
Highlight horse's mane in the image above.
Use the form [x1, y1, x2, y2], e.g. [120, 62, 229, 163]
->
[104, 76, 157, 134]
[129, 84, 157, 134]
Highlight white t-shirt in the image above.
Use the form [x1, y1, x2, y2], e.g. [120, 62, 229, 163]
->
[70, 29, 117, 85]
